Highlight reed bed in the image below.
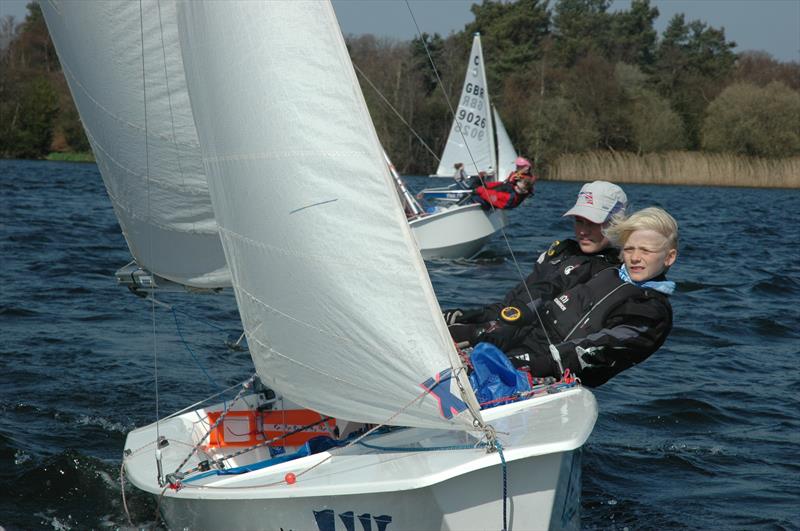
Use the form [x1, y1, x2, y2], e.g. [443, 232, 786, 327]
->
[549, 151, 800, 188]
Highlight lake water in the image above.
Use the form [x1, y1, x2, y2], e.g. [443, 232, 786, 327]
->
[1, 159, 798, 530]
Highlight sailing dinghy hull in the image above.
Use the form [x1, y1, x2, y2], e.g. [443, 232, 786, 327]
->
[123, 387, 596, 530]
[410, 204, 507, 260]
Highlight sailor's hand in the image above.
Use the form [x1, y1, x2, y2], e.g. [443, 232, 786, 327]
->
[459, 308, 488, 324]
[477, 322, 520, 352]
[575, 346, 607, 370]
[442, 309, 464, 325]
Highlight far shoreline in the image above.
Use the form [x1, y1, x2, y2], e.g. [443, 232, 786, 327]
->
[4, 150, 799, 189]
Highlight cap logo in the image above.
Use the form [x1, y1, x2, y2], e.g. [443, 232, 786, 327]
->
[578, 191, 594, 205]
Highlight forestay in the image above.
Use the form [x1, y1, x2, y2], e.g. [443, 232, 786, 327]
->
[435, 34, 496, 178]
[40, 0, 230, 288]
[176, 1, 482, 430]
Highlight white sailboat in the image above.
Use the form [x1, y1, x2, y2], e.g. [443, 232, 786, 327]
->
[43, 1, 596, 529]
[421, 34, 519, 204]
[387, 152, 507, 259]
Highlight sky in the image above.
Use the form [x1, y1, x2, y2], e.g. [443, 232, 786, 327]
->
[1, 0, 798, 62]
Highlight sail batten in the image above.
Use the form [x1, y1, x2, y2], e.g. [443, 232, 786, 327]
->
[177, 1, 481, 430]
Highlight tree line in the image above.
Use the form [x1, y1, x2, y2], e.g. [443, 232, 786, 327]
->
[2, 0, 799, 175]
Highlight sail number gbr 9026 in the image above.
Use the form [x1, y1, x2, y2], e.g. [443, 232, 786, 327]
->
[455, 82, 487, 139]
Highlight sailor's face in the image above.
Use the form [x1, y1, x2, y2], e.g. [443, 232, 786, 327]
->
[622, 229, 677, 282]
[573, 216, 609, 254]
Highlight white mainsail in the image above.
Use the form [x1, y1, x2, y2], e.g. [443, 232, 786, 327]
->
[495, 106, 519, 180]
[435, 34, 496, 178]
[177, 1, 482, 430]
[40, 0, 230, 288]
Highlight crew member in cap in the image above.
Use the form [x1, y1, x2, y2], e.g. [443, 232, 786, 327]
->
[472, 157, 537, 210]
[445, 181, 628, 327]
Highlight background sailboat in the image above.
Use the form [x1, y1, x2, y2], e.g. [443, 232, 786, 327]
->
[431, 34, 519, 180]
[387, 151, 507, 259]
[421, 33, 519, 207]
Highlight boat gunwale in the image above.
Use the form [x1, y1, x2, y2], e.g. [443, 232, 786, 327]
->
[124, 386, 597, 499]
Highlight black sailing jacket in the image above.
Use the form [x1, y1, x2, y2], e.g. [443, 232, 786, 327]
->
[484, 267, 673, 387]
[456, 238, 620, 324]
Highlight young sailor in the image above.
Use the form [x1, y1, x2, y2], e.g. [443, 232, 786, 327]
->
[472, 157, 536, 210]
[445, 180, 628, 326]
[472, 207, 678, 387]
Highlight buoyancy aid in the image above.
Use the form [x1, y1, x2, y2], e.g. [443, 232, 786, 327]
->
[538, 267, 663, 343]
[496, 267, 673, 386]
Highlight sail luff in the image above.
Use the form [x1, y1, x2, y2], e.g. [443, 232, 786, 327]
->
[39, 0, 231, 288]
[177, 0, 481, 430]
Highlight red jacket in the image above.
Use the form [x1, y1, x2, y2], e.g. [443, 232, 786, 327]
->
[474, 175, 533, 209]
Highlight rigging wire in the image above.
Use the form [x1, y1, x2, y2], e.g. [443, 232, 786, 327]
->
[120, 460, 132, 526]
[402, 0, 530, 431]
[138, 0, 165, 487]
[402, 0, 496, 432]
[351, 62, 441, 163]
[403, 0, 558, 351]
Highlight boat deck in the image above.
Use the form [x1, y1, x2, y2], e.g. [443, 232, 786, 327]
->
[124, 386, 596, 500]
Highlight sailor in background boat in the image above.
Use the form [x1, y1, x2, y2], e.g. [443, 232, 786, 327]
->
[471, 156, 537, 209]
[451, 161, 484, 190]
[444, 180, 628, 326]
[453, 161, 469, 186]
[460, 207, 678, 388]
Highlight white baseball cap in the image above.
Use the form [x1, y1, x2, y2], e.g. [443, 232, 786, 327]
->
[563, 181, 627, 224]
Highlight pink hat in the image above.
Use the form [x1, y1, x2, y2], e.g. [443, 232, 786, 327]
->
[514, 157, 531, 169]
[563, 181, 627, 224]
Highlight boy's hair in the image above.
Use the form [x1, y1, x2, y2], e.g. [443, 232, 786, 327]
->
[605, 207, 679, 250]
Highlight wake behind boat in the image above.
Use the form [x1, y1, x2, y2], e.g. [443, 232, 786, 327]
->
[41, 1, 597, 529]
